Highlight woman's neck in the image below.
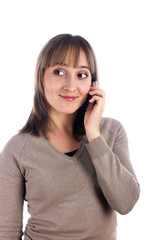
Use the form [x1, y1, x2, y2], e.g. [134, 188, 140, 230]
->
[46, 111, 82, 153]
[49, 111, 76, 136]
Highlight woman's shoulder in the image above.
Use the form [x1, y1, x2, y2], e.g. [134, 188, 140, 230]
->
[1, 132, 32, 155]
[0, 133, 33, 170]
[100, 117, 123, 131]
[99, 117, 128, 144]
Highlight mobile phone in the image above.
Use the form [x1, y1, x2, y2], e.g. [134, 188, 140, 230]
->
[91, 78, 95, 86]
[85, 78, 96, 110]
[91, 78, 96, 106]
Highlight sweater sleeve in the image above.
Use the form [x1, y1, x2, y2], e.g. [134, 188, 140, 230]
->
[85, 122, 140, 215]
[0, 136, 25, 239]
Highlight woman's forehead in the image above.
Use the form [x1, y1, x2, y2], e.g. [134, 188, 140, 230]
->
[59, 49, 89, 66]
[49, 46, 88, 67]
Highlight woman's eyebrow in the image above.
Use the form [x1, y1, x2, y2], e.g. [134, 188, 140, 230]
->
[79, 65, 91, 70]
[55, 62, 90, 71]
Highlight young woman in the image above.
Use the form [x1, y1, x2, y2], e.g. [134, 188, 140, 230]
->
[0, 34, 140, 240]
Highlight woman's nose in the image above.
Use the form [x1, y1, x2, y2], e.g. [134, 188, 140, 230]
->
[64, 76, 76, 91]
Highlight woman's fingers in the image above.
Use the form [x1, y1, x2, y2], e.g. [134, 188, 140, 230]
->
[89, 89, 105, 98]
[89, 86, 106, 104]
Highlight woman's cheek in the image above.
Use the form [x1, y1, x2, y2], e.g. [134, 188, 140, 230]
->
[79, 83, 91, 96]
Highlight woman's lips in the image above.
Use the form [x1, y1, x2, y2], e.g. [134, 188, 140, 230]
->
[59, 95, 78, 101]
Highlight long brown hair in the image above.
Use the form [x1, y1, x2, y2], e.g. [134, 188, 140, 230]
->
[20, 34, 98, 140]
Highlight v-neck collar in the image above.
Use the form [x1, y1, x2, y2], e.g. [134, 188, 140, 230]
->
[41, 134, 87, 161]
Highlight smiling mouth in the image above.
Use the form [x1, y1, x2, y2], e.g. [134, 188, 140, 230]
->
[59, 95, 78, 101]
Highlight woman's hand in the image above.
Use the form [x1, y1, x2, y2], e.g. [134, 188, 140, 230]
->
[84, 81, 106, 142]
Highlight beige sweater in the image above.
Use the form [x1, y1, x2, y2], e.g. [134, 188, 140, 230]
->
[0, 118, 140, 240]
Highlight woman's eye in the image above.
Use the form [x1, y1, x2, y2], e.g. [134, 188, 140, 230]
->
[54, 69, 65, 76]
[78, 73, 88, 79]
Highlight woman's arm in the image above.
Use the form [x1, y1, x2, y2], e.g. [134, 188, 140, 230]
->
[84, 81, 139, 214]
[0, 136, 25, 239]
[86, 122, 140, 215]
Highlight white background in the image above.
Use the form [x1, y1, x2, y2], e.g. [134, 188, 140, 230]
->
[0, 0, 159, 239]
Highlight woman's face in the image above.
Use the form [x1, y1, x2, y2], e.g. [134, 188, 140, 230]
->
[43, 50, 92, 116]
